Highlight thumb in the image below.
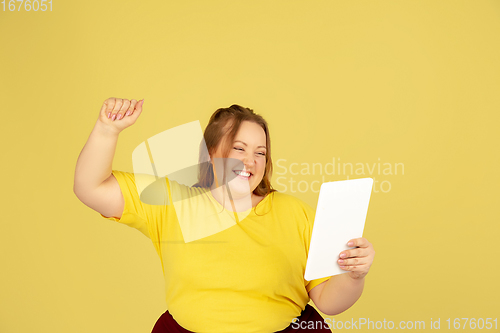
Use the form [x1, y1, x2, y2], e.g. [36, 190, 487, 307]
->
[131, 99, 144, 118]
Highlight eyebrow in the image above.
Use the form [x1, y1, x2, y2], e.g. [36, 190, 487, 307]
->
[234, 140, 267, 150]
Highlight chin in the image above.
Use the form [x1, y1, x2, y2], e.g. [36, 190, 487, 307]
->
[227, 180, 252, 197]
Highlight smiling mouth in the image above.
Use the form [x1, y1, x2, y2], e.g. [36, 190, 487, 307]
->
[233, 170, 252, 179]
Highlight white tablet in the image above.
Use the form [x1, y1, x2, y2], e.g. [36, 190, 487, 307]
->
[304, 178, 374, 281]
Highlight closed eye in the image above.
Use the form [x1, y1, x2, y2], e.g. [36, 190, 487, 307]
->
[234, 147, 266, 156]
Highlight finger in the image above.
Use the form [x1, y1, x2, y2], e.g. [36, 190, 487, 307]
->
[338, 257, 367, 266]
[131, 99, 144, 118]
[123, 99, 144, 123]
[339, 263, 369, 271]
[115, 99, 131, 121]
[339, 248, 366, 259]
[348, 237, 370, 248]
[110, 98, 124, 121]
[125, 99, 138, 116]
[100, 99, 110, 117]
[103, 98, 116, 119]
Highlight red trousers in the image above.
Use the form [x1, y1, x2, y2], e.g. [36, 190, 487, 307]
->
[151, 304, 332, 332]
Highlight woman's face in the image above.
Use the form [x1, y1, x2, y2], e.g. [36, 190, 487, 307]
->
[210, 120, 267, 198]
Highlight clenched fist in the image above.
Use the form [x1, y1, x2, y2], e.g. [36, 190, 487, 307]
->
[97, 97, 144, 134]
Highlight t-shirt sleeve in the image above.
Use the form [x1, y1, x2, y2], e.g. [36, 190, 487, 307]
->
[100, 170, 170, 240]
[302, 201, 332, 293]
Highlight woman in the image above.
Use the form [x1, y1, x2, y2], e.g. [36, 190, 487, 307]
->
[73, 98, 375, 332]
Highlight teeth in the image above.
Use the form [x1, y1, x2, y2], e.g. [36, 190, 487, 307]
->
[235, 171, 251, 177]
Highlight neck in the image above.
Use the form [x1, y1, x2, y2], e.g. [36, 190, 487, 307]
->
[210, 184, 254, 212]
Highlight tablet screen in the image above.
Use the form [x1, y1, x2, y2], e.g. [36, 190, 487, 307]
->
[305, 178, 374, 281]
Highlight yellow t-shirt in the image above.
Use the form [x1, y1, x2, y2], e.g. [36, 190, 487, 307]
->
[102, 170, 330, 333]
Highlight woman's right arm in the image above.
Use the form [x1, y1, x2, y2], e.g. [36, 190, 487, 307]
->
[73, 97, 144, 218]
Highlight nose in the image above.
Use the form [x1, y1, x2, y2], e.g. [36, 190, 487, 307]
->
[242, 154, 255, 169]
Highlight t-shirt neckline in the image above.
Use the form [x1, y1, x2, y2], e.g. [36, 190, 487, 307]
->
[206, 188, 270, 216]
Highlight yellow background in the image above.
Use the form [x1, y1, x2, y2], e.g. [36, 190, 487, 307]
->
[1, 1, 499, 332]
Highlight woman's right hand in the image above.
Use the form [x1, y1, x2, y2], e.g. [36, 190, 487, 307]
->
[97, 97, 144, 134]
